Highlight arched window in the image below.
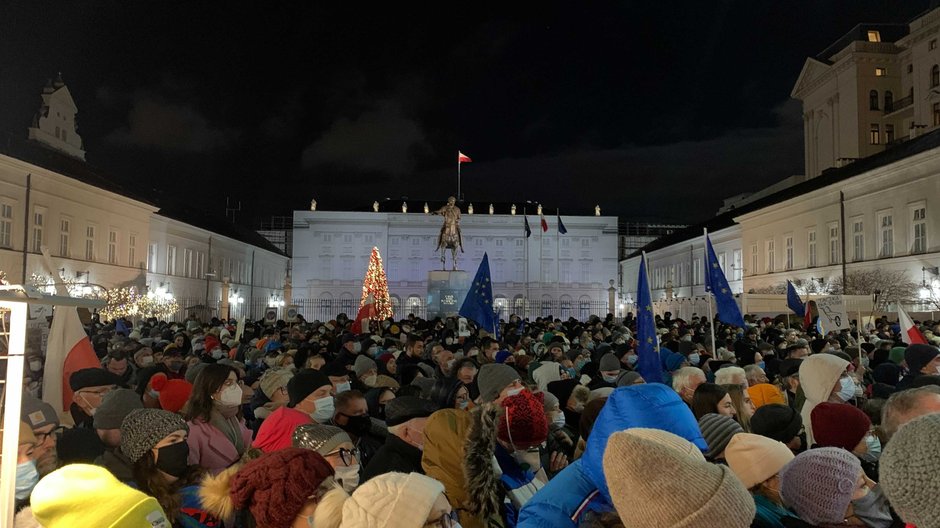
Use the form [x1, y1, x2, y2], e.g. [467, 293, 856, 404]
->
[884, 90, 893, 112]
[869, 90, 879, 111]
[932, 64, 939, 87]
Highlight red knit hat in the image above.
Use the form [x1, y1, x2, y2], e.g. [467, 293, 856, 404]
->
[497, 390, 548, 449]
[811, 402, 871, 451]
[150, 373, 193, 414]
[253, 406, 312, 453]
[229, 448, 334, 527]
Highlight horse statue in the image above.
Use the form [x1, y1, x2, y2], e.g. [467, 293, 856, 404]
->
[431, 196, 463, 270]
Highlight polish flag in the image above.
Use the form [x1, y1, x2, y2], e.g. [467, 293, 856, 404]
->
[458, 151, 472, 163]
[804, 300, 813, 330]
[40, 249, 101, 411]
[540, 214, 548, 232]
[351, 294, 376, 334]
[898, 305, 928, 345]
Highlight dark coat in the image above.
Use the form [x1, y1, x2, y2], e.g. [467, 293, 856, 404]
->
[360, 434, 424, 482]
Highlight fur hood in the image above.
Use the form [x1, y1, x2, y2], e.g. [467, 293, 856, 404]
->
[464, 402, 504, 522]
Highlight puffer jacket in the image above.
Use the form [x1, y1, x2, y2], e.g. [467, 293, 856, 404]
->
[516, 383, 707, 528]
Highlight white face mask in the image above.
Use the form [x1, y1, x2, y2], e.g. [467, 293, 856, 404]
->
[687, 353, 700, 366]
[506, 387, 523, 398]
[311, 396, 335, 423]
[837, 377, 856, 402]
[211, 349, 225, 360]
[139, 356, 154, 367]
[552, 412, 566, 428]
[217, 383, 243, 407]
[335, 382, 351, 394]
[334, 464, 360, 492]
[352, 342, 362, 354]
[363, 374, 378, 387]
[15, 460, 39, 500]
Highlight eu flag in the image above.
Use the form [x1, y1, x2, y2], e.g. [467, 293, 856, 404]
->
[705, 235, 746, 328]
[524, 217, 532, 238]
[459, 253, 499, 339]
[786, 280, 805, 316]
[636, 254, 663, 384]
[557, 213, 568, 234]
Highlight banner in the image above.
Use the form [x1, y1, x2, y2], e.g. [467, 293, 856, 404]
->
[815, 295, 850, 333]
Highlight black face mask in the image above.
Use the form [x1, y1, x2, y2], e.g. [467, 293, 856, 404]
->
[376, 404, 386, 421]
[340, 414, 373, 437]
[155, 441, 190, 478]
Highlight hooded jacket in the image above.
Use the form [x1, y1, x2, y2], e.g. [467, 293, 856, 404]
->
[798, 354, 848, 446]
[516, 384, 707, 528]
[532, 362, 562, 392]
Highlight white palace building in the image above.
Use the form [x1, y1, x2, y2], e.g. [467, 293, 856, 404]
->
[620, 9, 940, 320]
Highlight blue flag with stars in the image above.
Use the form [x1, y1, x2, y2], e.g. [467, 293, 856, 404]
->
[705, 235, 746, 328]
[786, 280, 805, 316]
[459, 253, 499, 339]
[636, 254, 663, 384]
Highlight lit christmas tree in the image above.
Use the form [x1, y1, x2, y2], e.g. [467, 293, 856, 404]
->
[360, 247, 393, 320]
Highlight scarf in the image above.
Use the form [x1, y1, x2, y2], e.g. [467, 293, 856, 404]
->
[209, 402, 245, 456]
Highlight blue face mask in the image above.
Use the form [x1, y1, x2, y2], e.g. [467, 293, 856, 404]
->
[16, 460, 39, 500]
[575, 358, 590, 371]
[687, 353, 700, 366]
[863, 434, 882, 461]
[757, 361, 766, 370]
[566, 367, 577, 378]
[602, 374, 618, 383]
[837, 377, 856, 402]
[626, 355, 638, 366]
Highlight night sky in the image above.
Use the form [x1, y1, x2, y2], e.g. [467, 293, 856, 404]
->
[0, 1, 932, 227]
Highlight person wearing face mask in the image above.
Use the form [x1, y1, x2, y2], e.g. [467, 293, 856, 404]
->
[547, 378, 590, 438]
[93, 388, 144, 482]
[360, 396, 438, 482]
[121, 408, 219, 526]
[14, 422, 40, 508]
[69, 368, 123, 428]
[182, 364, 253, 475]
[352, 354, 379, 391]
[725, 433, 798, 528]
[334, 333, 365, 369]
[287, 369, 336, 429]
[799, 353, 850, 446]
[897, 343, 940, 390]
[20, 395, 62, 477]
[588, 353, 621, 390]
[331, 390, 386, 470]
[780, 447, 890, 528]
[324, 361, 353, 395]
[293, 423, 361, 493]
[811, 402, 882, 482]
[465, 390, 550, 524]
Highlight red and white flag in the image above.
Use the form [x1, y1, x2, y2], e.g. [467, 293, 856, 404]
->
[898, 305, 928, 345]
[458, 151, 472, 163]
[351, 294, 376, 335]
[539, 214, 548, 232]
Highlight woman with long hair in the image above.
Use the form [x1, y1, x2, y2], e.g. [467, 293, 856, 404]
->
[121, 408, 219, 527]
[723, 383, 756, 432]
[691, 382, 735, 420]
[182, 363, 253, 474]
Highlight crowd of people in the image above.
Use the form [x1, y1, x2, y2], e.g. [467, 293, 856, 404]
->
[9, 309, 940, 528]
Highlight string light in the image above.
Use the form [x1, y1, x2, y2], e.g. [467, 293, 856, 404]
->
[360, 247, 394, 319]
[99, 286, 179, 321]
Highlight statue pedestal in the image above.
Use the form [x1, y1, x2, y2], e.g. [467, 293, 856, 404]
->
[426, 270, 470, 319]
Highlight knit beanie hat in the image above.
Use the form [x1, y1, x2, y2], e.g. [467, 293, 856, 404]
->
[497, 390, 548, 449]
[229, 448, 334, 528]
[353, 355, 378, 378]
[747, 383, 785, 408]
[477, 364, 521, 403]
[495, 350, 513, 364]
[288, 369, 332, 407]
[254, 406, 313, 453]
[880, 413, 940, 528]
[259, 368, 294, 399]
[94, 389, 144, 430]
[598, 353, 620, 372]
[889, 346, 906, 365]
[293, 423, 353, 455]
[623, 428, 707, 462]
[149, 374, 193, 414]
[541, 390, 559, 412]
[341, 472, 445, 528]
[384, 396, 438, 426]
[810, 402, 871, 451]
[31, 464, 170, 528]
[725, 433, 794, 489]
[602, 430, 755, 528]
[21, 395, 59, 430]
[904, 344, 939, 375]
[750, 403, 802, 443]
[698, 413, 743, 460]
[120, 409, 189, 463]
[373, 374, 400, 390]
[779, 447, 862, 525]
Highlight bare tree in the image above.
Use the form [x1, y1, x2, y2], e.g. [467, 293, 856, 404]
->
[830, 269, 919, 311]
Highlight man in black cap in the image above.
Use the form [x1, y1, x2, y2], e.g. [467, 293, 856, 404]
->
[69, 368, 123, 428]
[750, 403, 804, 454]
[360, 396, 437, 482]
[333, 333, 364, 368]
[287, 368, 335, 423]
[899, 344, 940, 390]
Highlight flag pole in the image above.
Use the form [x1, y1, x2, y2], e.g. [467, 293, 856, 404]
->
[524, 206, 529, 317]
[704, 227, 716, 357]
[457, 151, 461, 201]
[556, 208, 560, 307]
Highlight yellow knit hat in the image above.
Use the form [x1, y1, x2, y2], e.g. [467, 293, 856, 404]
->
[31, 464, 170, 528]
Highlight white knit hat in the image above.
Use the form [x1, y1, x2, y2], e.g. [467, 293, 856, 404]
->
[725, 433, 794, 489]
[340, 472, 445, 528]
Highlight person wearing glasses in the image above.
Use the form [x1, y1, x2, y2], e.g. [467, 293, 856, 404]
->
[68, 367, 123, 428]
[20, 395, 63, 476]
[293, 423, 361, 492]
[316, 471, 458, 528]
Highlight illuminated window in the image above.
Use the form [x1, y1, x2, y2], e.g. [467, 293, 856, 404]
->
[912, 205, 927, 254]
[867, 30, 881, 42]
[870, 124, 880, 144]
[875, 67, 887, 77]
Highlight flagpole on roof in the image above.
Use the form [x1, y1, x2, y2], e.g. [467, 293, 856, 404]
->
[556, 208, 560, 306]
[457, 151, 461, 201]
[524, 206, 529, 316]
[704, 228, 717, 357]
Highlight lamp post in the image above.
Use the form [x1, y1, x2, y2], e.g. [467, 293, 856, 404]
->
[204, 272, 216, 321]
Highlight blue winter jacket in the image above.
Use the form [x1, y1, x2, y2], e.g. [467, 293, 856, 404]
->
[517, 383, 708, 528]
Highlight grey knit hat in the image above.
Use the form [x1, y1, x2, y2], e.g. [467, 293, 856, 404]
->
[21, 395, 59, 430]
[292, 423, 352, 455]
[598, 353, 620, 372]
[352, 355, 378, 378]
[94, 389, 143, 430]
[779, 447, 861, 526]
[541, 391, 559, 413]
[881, 413, 940, 528]
[477, 364, 521, 403]
[120, 408, 189, 463]
[698, 413, 743, 460]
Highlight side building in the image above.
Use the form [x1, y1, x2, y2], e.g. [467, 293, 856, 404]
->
[292, 208, 619, 320]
